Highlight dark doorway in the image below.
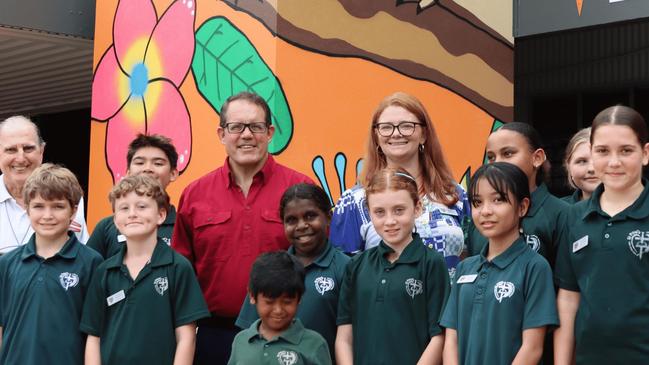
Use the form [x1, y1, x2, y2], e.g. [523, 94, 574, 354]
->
[516, 17, 649, 197]
[31, 108, 91, 214]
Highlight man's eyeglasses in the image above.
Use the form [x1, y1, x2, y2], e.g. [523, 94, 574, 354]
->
[374, 122, 423, 137]
[223, 122, 269, 134]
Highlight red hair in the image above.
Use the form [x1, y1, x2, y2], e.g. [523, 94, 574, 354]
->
[360, 92, 458, 206]
[366, 167, 419, 208]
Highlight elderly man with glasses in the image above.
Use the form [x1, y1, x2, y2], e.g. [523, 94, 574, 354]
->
[0, 115, 88, 254]
[172, 91, 314, 364]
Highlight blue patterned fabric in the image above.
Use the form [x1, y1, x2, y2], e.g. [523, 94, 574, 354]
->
[330, 184, 470, 280]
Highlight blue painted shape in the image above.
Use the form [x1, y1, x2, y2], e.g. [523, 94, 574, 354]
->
[334, 153, 347, 195]
[130, 63, 148, 96]
[312, 155, 334, 205]
[356, 159, 364, 183]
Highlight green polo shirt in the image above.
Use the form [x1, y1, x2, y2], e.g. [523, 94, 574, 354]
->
[80, 239, 209, 365]
[228, 318, 331, 365]
[87, 205, 176, 259]
[561, 190, 583, 205]
[467, 183, 568, 268]
[236, 243, 350, 362]
[555, 181, 649, 364]
[441, 237, 558, 364]
[337, 233, 450, 365]
[0, 233, 102, 365]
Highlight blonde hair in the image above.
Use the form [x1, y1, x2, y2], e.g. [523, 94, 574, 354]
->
[23, 163, 82, 208]
[360, 92, 458, 206]
[109, 175, 170, 213]
[563, 127, 591, 189]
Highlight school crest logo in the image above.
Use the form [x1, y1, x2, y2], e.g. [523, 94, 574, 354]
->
[494, 281, 515, 303]
[525, 234, 541, 252]
[627, 230, 649, 259]
[448, 267, 456, 282]
[153, 277, 168, 296]
[405, 278, 423, 298]
[59, 272, 79, 291]
[314, 276, 335, 295]
[276, 350, 298, 365]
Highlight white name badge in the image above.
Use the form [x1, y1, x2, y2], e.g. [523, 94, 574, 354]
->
[117, 234, 126, 242]
[573, 235, 589, 253]
[457, 274, 478, 284]
[107, 290, 126, 306]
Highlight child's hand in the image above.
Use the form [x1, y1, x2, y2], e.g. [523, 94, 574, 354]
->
[69, 220, 82, 233]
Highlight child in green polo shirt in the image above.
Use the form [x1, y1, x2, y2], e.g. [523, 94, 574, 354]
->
[87, 134, 180, 258]
[236, 183, 350, 363]
[336, 168, 450, 365]
[229, 251, 332, 365]
[555, 106, 649, 364]
[0, 164, 103, 365]
[441, 162, 558, 365]
[466, 122, 569, 269]
[80, 175, 209, 365]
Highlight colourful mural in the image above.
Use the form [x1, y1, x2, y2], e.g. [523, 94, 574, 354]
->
[88, 0, 513, 228]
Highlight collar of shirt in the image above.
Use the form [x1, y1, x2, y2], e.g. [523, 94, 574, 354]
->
[0, 175, 13, 203]
[377, 233, 425, 264]
[222, 155, 276, 189]
[0, 175, 32, 250]
[570, 189, 583, 203]
[582, 178, 649, 220]
[105, 239, 173, 270]
[288, 242, 336, 269]
[478, 236, 528, 270]
[246, 318, 305, 345]
[163, 205, 177, 226]
[527, 183, 551, 217]
[20, 232, 81, 261]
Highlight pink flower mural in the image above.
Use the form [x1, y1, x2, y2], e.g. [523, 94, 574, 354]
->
[91, 0, 195, 181]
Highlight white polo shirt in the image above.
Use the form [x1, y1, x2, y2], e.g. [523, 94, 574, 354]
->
[0, 174, 89, 253]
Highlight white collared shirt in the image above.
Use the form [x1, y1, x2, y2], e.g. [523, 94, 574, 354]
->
[0, 174, 89, 253]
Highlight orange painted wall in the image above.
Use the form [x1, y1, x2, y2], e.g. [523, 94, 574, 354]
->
[88, 0, 498, 228]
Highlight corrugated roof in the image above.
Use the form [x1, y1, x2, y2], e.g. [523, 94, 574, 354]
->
[0, 25, 93, 118]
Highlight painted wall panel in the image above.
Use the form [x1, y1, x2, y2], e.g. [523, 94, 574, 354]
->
[88, 0, 513, 227]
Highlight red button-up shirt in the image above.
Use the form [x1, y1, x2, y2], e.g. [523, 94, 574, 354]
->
[172, 156, 314, 316]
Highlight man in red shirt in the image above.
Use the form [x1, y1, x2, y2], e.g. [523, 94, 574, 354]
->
[172, 92, 313, 364]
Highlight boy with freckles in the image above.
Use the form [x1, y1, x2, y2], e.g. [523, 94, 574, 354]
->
[81, 175, 208, 365]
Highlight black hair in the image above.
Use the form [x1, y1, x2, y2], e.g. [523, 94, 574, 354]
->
[469, 162, 531, 211]
[126, 134, 179, 170]
[499, 122, 546, 185]
[249, 251, 305, 299]
[279, 183, 332, 220]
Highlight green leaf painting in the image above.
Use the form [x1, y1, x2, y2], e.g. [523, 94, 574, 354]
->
[192, 17, 293, 154]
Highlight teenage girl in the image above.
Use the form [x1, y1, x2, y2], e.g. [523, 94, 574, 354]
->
[441, 162, 558, 365]
[466, 122, 569, 268]
[336, 168, 450, 365]
[561, 127, 600, 203]
[554, 106, 649, 364]
[236, 183, 349, 362]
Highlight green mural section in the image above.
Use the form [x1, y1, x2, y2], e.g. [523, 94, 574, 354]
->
[192, 16, 293, 154]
